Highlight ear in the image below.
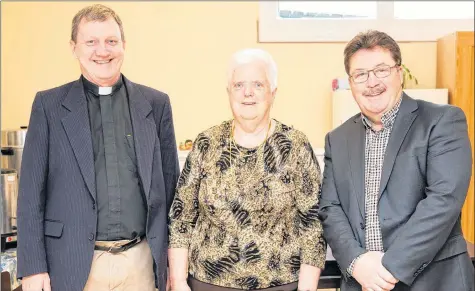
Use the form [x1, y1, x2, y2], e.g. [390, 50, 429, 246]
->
[271, 88, 278, 99]
[69, 40, 77, 58]
[122, 40, 126, 50]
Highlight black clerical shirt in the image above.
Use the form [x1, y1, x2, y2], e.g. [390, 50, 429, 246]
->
[82, 75, 146, 241]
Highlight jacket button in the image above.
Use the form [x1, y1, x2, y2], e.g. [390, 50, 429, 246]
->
[360, 222, 365, 230]
[88, 233, 95, 241]
[92, 203, 96, 210]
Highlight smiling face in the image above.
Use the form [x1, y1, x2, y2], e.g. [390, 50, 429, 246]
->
[348, 46, 403, 123]
[227, 61, 276, 123]
[70, 17, 125, 86]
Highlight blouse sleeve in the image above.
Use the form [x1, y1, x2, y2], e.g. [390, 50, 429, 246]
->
[293, 137, 327, 269]
[168, 134, 208, 249]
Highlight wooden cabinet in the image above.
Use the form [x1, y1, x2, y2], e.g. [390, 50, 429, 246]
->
[437, 31, 474, 244]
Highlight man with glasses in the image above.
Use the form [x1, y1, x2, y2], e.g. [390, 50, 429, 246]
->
[319, 30, 473, 291]
[16, 4, 179, 291]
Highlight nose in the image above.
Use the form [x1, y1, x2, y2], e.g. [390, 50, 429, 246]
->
[244, 84, 254, 97]
[366, 71, 380, 87]
[94, 42, 110, 57]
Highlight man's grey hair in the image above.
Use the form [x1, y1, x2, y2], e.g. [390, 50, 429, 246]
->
[227, 48, 278, 91]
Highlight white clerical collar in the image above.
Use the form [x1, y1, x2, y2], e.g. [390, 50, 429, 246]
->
[98, 87, 113, 95]
[82, 75, 123, 97]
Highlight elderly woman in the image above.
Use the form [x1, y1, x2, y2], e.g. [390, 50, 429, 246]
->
[168, 48, 326, 291]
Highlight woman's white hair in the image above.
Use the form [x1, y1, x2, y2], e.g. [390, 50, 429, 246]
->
[227, 48, 278, 91]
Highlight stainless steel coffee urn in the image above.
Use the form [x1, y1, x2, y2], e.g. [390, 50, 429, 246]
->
[1, 126, 27, 180]
[1, 127, 26, 250]
[1, 169, 18, 251]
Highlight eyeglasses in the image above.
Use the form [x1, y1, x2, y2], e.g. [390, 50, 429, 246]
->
[350, 64, 400, 84]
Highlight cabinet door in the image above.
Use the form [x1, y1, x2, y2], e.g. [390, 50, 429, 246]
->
[457, 32, 474, 244]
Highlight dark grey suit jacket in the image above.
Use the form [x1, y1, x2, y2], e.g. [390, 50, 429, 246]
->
[16, 76, 180, 291]
[319, 94, 474, 291]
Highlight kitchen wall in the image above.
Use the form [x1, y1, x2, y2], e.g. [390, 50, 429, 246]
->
[1, 1, 437, 148]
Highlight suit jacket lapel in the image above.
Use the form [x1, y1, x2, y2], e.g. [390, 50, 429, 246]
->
[348, 115, 366, 220]
[61, 78, 96, 202]
[378, 94, 419, 199]
[124, 76, 155, 200]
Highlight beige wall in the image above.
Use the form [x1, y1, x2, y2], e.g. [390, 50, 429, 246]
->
[1, 1, 437, 148]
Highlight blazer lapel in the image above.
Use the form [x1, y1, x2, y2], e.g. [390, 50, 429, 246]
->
[61, 78, 96, 202]
[378, 94, 419, 199]
[348, 115, 366, 220]
[124, 76, 155, 200]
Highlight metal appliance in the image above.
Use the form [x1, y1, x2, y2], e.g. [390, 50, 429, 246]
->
[1, 169, 18, 251]
[1, 126, 27, 180]
[1, 127, 25, 250]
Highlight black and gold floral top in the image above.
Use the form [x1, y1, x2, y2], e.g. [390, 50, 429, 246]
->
[169, 120, 326, 289]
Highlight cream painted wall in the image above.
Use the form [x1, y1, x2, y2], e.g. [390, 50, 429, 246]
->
[1, 1, 437, 147]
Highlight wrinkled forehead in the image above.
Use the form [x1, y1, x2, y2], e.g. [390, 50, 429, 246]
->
[77, 17, 122, 40]
[349, 47, 395, 73]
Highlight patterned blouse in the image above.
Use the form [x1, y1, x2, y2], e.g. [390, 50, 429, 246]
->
[168, 120, 326, 289]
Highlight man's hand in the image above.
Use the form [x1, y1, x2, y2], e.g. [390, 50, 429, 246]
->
[22, 272, 51, 291]
[353, 251, 398, 291]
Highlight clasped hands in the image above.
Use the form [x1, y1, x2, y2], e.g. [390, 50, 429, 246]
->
[352, 251, 399, 291]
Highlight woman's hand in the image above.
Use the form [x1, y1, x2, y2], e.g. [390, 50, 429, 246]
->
[168, 248, 191, 291]
[170, 279, 191, 291]
[297, 264, 322, 291]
